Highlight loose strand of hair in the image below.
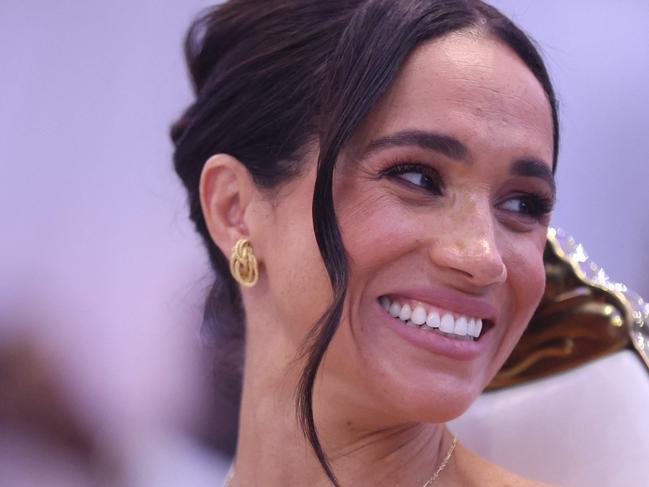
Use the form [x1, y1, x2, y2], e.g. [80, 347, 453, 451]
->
[296, 289, 347, 487]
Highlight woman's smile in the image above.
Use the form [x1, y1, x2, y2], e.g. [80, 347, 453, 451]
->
[379, 293, 494, 340]
[375, 292, 497, 360]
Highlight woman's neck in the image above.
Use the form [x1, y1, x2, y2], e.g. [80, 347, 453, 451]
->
[231, 352, 452, 487]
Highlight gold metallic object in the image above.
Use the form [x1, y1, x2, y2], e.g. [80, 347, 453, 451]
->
[489, 227, 649, 390]
[229, 239, 259, 287]
[422, 436, 458, 486]
[223, 436, 457, 486]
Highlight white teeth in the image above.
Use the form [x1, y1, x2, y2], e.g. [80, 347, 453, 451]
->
[426, 310, 441, 329]
[380, 297, 486, 341]
[439, 313, 455, 333]
[467, 318, 477, 337]
[411, 305, 427, 325]
[398, 304, 412, 322]
[473, 320, 482, 338]
[454, 316, 468, 337]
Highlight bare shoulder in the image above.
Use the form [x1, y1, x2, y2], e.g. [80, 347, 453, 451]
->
[452, 443, 560, 487]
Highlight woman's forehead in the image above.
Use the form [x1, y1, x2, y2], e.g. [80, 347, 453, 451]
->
[353, 31, 554, 164]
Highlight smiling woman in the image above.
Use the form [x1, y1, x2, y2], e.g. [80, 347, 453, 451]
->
[171, 1, 559, 486]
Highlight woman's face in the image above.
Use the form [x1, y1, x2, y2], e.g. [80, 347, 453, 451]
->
[253, 31, 554, 427]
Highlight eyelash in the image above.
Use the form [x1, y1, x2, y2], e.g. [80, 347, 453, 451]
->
[380, 160, 554, 220]
[500, 192, 555, 220]
[381, 161, 444, 195]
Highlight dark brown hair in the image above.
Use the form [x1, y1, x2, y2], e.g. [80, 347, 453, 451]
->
[171, 1, 559, 485]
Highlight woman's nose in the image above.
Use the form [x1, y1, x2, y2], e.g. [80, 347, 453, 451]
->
[429, 215, 507, 288]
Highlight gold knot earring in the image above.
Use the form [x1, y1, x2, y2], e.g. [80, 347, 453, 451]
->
[229, 238, 259, 287]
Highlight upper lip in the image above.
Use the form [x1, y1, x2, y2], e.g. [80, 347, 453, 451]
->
[382, 287, 498, 323]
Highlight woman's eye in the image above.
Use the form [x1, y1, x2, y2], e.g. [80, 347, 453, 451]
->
[382, 163, 443, 195]
[501, 197, 528, 213]
[399, 171, 436, 191]
[500, 194, 554, 219]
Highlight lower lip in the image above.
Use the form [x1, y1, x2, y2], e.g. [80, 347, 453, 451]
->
[375, 300, 491, 361]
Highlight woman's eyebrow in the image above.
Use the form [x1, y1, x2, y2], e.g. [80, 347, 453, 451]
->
[363, 129, 469, 161]
[363, 130, 555, 195]
[510, 158, 556, 198]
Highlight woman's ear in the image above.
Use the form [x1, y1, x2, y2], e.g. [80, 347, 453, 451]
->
[199, 153, 257, 255]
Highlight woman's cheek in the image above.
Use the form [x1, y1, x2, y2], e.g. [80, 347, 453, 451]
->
[262, 194, 333, 338]
[508, 239, 547, 325]
[338, 192, 423, 271]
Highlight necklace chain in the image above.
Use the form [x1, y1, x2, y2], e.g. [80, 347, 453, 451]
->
[422, 436, 458, 486]
[224, 436, 458, 487]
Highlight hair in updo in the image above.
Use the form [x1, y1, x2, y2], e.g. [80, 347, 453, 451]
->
[171, 0, 559, 484]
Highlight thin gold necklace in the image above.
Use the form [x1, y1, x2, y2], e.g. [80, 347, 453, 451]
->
[224, 436, 458, 486]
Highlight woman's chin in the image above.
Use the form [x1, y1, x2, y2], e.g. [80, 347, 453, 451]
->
[324, 305, 496, 427]
[353, 334, 491, 423]
[384, 378, 481, 424]
[337, 361, 485, 427]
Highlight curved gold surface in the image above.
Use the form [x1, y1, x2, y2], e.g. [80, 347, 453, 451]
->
[489, 228, 649, 390]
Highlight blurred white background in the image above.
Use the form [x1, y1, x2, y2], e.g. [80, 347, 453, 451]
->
[0, 1, 647, 486]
